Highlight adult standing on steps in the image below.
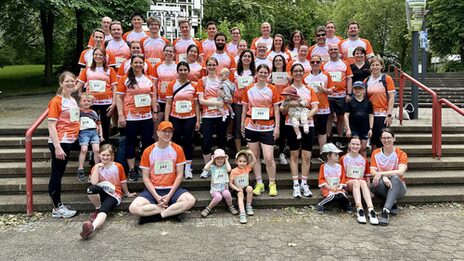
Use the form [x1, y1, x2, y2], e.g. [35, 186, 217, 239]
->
[129, 121, 196, 224]
[370, 128, 408, 226]
[241, 64, 280, 197]
[47, 71, 80, 218]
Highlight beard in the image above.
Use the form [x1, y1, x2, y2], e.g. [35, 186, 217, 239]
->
[216, 43, 225, 51]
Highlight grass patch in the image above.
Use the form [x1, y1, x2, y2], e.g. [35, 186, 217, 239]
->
[0, 65, 58, 97]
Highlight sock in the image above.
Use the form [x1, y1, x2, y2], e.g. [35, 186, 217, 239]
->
[292, 176, 299, 186]
[368, 207, 374, 212]
[246, 203, 251, 208]
[301, 176, 308, 185]
[186, 162, 191, 170]
[256, 177, 263, 184]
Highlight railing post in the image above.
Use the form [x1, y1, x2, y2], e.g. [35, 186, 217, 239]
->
[25, 135, 33, 216]
[432, 94, 438, 158]
[436, 100, 442, 159]
[399, 74, 404, 125]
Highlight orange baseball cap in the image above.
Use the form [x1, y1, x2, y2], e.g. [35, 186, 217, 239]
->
[158, 121, 174, 131]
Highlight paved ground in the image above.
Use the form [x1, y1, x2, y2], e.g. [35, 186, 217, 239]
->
[0, 204, 463, 260]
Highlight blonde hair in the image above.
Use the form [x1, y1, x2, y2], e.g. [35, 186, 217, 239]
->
[80, 93, 94, 103]
[100, 144, 114, 156]
[370, 55, 385, 71]
[56, 71, 76, 95]
[220, 67, 230, 76]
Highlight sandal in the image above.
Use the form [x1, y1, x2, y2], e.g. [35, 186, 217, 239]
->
[201, 207, 211, 218]
[229, 205, 239, 215]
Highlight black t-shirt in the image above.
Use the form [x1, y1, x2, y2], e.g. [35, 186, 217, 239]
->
[350, 62, 371, 83]
[345, 97, 373, 130]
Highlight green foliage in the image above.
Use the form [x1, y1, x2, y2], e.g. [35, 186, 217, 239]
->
[0, 65, 58, 95]
[441, 61, 464, 72]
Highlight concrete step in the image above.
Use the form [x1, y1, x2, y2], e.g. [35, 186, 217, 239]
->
[394, 133, 464, 144]
[1, 170, 462, 195]
[390, 125, 464, 134]
[2, 185, 464, 213]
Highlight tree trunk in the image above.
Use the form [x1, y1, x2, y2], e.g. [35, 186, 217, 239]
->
[74, 8, 84, 72]
[40, 9, 54, 86]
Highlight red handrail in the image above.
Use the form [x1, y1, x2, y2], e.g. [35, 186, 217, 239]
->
[387, 64, 400, 82]
[436, 99, 464, 159]
[395, 67, 439, 158]
[25, 109, 49, 215]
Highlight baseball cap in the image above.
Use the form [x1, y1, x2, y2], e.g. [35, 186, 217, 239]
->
[158, 121, 174, 131]
[320, 143, 343, 154]
[352, 81, 366, 89]
[281, 87, 299, 98]
[213, 148, 227, 158]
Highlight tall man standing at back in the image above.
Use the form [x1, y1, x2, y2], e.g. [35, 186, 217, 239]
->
[201, 21, 218, 59]
[340, 21, 374, 64]
[250, 22, 273, 54]
[87, 16, 113, 48]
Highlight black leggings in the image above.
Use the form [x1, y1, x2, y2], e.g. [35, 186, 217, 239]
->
[169, 116, 196, 161]
[48, 141, 79, 208]
[201, 117, 229, 155]
[86, 185, 119, 214]
[317, 192, 350, 208]
[91, 104, 112, 143]
[372, 116, 386, 148]
[125, 118, 154, 159]
[277, 112, 287, 154]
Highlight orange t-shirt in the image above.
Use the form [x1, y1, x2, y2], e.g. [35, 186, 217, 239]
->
[165, 80, 199, 119]
[122, 30, 150, 42]
[307, 44, 330, 63]
[141, 36, 170, 63]
[117, 58, 154, 78]
[340, 38, 374, 64]
[116, 74, 154, 121]
[140, 142, 186, 189]
[78, 67, 118, 105]
[47, 95, 80, 144]
[282, 85, 319, 127]
[229, 166, 252, 189]
[318, 163, 347, 198]
[78, 48, 116, 68]
[286, 59, 311, 74]
[152, 62, 178, 103]
[90, 162, 127, 202]
[173, 38, 203, 62]
[322, 60, 353, 98]
[303, 71, 334, 114]
[232, 70, 255, 104]
[370, 148, 408, 182]
[196, 77, 228, 118]
[105, 39, 131, 67]
[242, 83, 281, 131]
[340, 154, 370, 181]
[366, 74, 396, 116]
[201, 39, 216, 58]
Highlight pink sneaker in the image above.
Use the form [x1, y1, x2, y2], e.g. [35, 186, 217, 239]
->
[80, 221, 94, 240]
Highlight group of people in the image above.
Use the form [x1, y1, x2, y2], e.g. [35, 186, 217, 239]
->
[45, 13, 408, 240]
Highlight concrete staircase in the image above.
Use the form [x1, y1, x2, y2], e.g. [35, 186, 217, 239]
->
[1, 124, 464, 214]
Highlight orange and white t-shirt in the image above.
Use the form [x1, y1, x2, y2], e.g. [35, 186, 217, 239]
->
[87, 33, 112, 48]
[78, 48, 116, 68]
[165, 80, 199, 119]
[366, 74, 396, 116]
[232, 70, 255, 104]
[105, 39, 131, 68]
[267, 50, 291, 62]
[140, 142, 186, 189]
[47, 95, 80, 143]
[286, 48, 299, 61]
[78, 67, 118, 105]
[201, 39, 216, 58]
[91, 162, 127, 203]
[318, 163, 347, 197]
[322, 60, 353, 98]
[307, 44, 330, 63]
[122, 30, 150, 42]
[326, 35, 343, 46]
[304, 71, 334, 114]
[250, 37, 273, 51]
[152, 62, 178, 103]
[242, 83, 280, 131]
[341, 38, 374, 64]
[340, 154, 370, 181]
[173, 38, 203, 62]
[141, 36, 171, 66]
[196, 77, 227, 118]
[188, 62, 204, 83]
[371, 148, 408, 182]
[255, 57, 273, 70]
[270, 71, 289, 95]
[117, 58, 154, 78]
[229, 166, 252, 189]
[116, 74, 154, 121]
[283, 85, 319, 127]
[286, 59, 311, 74]
[226, 42, 238, 56]
[206, 52, 237, 74]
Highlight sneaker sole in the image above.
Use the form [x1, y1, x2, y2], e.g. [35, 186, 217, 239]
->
[52, 211, 77, 219]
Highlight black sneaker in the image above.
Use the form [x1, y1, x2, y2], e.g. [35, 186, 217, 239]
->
[76, 169, 86, 182]
[379, 210, 389, 226]
[316, 204, 324, 214]
[138, 214, 162, 225]
[129, 169, 138, 181]
[345, 203, 354, 214]
[391, 203, 399, 215]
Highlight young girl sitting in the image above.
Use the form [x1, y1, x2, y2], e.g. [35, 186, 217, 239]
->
[340, 137, 379, 225]
[229, 149, 257, 224]
[201, 149, 239, 217]
[316, 143, 352, 214]
[80, 144, 136, 240]
[280, 87, 310, 139]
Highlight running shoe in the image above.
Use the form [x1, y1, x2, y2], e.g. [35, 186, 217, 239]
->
[301, 184, 313, 197]
[357, 208, 367, 224]
[76, 169, 86, 182]
[52, 204, 77, 219]
[253, 183, 265, 196]
[369, 209, 379, 225]
[268, 183, 278, 196]
[292, 184, 302, 198]
[279, 153, 288, 165]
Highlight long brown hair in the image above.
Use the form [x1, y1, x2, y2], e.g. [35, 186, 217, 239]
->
[127, 54, 145, 89]
[90, 47, 108, 71]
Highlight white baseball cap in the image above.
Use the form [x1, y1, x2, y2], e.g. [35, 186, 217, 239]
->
[320, 143, 343, 154]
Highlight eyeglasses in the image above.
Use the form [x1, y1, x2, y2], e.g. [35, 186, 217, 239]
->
[381, 137, 393, 140]
[293, 70, 304, 73]
[316, 34, 326, 37]
[310, 61, 321, 64]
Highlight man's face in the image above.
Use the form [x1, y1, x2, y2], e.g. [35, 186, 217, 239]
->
[261, 23, 271, 36]
[231, 29, 240, 42]
[215, 36, 226, 51]
[111, 24, 122, 38]
[257, 43, 267, 56]
[131, 16, 143, 29]
[348, 24, 359, 37]
[180, 22, 190, 36]
[328, 45, 340, 59]
[101, 17, 112, 31]
[149, 22, 160, 34]
[325, 23, 335, 36]
[93, 32, 104, 47]
[207, 24, 217, 38]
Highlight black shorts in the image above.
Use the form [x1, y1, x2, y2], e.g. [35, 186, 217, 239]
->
[159, 102, 166, 113]
[86, 185, 119, 214]
[139, 187, 188, 206]
[329, 98, 345, 115]
[245, 129, 274, 145]
[231, 187, 252, 198]
[315, 114, 329, 135]
[350, 127, 369, 140]
[285, 125, 315, 151]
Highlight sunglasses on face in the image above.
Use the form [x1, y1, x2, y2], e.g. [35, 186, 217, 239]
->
[316, 34, 326, 37]
[311, 61, 321, 64]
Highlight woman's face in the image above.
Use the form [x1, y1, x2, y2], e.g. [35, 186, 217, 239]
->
[131, 43, 142, 55]
[291, 65, 305, 81]
[257, 67, 270, 81]
[177, 65, 189, 79]
[187, 47, 198, 62]
[292, 33, 302, 45]
[163, 46, 175, 60]
[60, 75, 75, 93]
[273, 37, 283, 50]
[349, 139, 361, 153]
[241, 52, 252, 66]
[206, 60, 217, 73]
[354, 50, 365, 62]
[273, 56, 284, 69]
[380, 132, 395, 147]
[131, 57, 144, 72]
[370, 60, 382, 74]
[93, 49, 105, 64]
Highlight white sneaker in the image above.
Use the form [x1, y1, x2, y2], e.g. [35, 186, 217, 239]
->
[357, 208, 367, 224]
[52, 204, 77, 218]
[184, 166, 193, 179]
[279, 153, 288, 165]
[368, 209, 379, 225]
[301, 184, 313, 197]
[292, 184, 302, 198]
[200, 169, 210, 179]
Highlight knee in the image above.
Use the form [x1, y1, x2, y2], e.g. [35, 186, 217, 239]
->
[80, 146, 88, 153]
[390, 175, 401, 184]
[301, 155, 311, 164]
[185, 193, 196, 208]
[246, 186, 253, 193]
[128, 202, 140, 216]
[352, 180, 360, 188]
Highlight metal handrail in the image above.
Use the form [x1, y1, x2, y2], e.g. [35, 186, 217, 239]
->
[25, 109, 49, 215]
[436, 99, 464, 159]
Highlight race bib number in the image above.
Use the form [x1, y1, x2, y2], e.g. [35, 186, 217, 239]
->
[148, 58, 161, 66]
[272, 72, 288, 85]
[115, 57, 126, 68]
[327, 177, 340, 187]
[154, 160, 173, 175]
[178, 54, 187, 62]
[175, 100, 192, 113]
[348, 47, 356, 58]
[134, 94, 151, 108]
[80, 117, 97, 129]
[69, 108, 80, 122]
[309, 81, 322, 92]
[88, 80, 106, 93]
[234, 174, 249, 189]
[251, 107, 270, 120]
[212, 168, 229, 184]
[207, 98, 218, 110]
[346, 166, 365, 179]
[329, 72, 342, 82]
[291, 53, 298, 61]
[160, 81, 169, 94]
[237, 76, 253, 89]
